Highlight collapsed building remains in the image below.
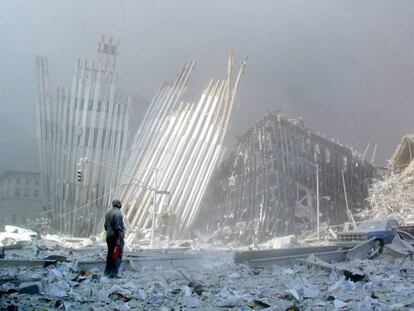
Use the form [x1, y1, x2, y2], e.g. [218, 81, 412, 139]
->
[362, 134, 414, 223]
[117, 54, 246, 238]
[36, 35, 247, 238]
[36, 36, 130, 236]
[202, 112, 377, 244]
[389, 134, 414, 177]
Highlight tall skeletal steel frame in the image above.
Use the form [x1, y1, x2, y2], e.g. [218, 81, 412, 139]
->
[36, 36, 130, 236]
[117, 53, 246, 236]
[37, 37, 246, 238]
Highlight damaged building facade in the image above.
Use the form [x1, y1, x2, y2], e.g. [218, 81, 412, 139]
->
[0, 170, 42, 230]
[201, 112, 377, 244]
[117, 54, 246, 240]
[36, 36, 130, 236]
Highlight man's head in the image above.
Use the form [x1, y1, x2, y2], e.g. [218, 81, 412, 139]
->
[112, 199, 122, 209]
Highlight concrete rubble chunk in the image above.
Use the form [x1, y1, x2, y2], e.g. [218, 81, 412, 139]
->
[302, 287, 319, 298]
[186, 297, 200, 308]
[181, 285, 192, 296]
[18, 281, 42, 295]
[333, 298, 347, 309]
[384, 233, 414, 258]
[346, 238, 378, 260]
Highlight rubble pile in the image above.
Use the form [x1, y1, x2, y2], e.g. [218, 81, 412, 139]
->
[3, 224, 414, 309]
[362, 174, 414, 223]
[0, 227, 102, 262]
[1, 234, 414, 309]
[0, 226, 38, 246]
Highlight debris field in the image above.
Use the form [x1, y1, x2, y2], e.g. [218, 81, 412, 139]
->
[2, 234, 414, 310]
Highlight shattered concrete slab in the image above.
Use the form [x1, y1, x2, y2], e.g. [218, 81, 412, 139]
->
[346, 237, 379, 261]
[384, 233, 414, 258]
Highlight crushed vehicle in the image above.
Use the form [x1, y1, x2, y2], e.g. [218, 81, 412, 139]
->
[336, 218, 400, 249]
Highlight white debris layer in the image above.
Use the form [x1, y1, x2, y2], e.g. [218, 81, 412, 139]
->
[258, 235, 297, 249]
[41, 234, 98, 249]
[0, 226, 37, 245]
[0, 231, 103, 262]
[362, 174, 414, 222]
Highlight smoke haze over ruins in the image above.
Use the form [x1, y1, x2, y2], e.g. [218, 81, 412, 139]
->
[1, 0, 413, 172]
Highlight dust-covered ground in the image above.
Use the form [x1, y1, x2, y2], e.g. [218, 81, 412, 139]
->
[1, 235, 414, 311]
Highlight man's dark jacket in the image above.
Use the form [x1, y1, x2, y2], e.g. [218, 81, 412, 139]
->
[104, 207, 125, 276]
[104, 207, 125, 241]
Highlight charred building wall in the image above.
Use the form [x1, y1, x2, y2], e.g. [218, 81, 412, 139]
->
[200, 112, 377, 244]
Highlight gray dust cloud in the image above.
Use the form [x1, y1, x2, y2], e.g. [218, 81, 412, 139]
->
[1, 0, 413, 171]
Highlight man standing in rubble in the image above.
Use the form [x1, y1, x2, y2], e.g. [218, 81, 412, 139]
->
[104, 199, 125, 278]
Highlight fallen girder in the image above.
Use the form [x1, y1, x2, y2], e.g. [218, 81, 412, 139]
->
[235, 242, 374, 268]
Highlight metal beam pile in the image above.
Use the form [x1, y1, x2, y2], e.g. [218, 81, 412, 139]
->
[202, 112, 377, 244]
[118, 54, 246, 237]
[36, 36, 130, 236]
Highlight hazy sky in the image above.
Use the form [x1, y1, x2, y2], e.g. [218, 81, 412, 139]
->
[1, 0, 413, 172]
